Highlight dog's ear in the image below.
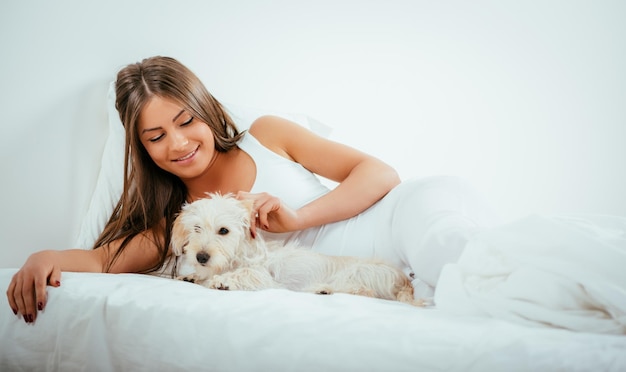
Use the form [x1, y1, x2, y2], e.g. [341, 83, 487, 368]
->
[237, 198, 258, 240]
[238, 198, 255, 226]
[170, 212, 189, 256]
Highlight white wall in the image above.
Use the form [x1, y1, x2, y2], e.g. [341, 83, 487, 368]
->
[1, 0, 625, 268]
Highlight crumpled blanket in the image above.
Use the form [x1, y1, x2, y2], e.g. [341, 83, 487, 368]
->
[434, 214, 626, 334]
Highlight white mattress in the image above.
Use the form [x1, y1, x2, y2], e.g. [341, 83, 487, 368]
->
[2, 268, 625, 372]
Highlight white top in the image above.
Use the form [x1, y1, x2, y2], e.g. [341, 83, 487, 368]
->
[238, 132, 388, 258]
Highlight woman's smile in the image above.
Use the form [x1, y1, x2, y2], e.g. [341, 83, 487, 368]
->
[173, 145, 199, 163]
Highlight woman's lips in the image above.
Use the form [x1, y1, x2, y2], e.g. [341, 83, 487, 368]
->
[173, 146, 199, 162]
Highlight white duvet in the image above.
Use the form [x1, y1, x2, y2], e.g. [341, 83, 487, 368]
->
[435, 214, 626, 334]
[2, 252, 626, 371]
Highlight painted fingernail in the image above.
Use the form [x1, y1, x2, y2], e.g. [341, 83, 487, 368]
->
[23, 315, 28, 322]
[56, 280, 61, 286]
[38, 302, 43, 311]
[12, 308, 17, 315]
[263, 224, 269, 230]
[28, 314, 34, 323]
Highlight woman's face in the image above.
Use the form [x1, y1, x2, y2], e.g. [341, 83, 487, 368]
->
[138, 96, 216, 180]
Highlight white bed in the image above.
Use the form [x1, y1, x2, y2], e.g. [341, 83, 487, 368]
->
[0, 267, 625, 372]
[1, 267, 625, 371]
[2, 84, 625, 371]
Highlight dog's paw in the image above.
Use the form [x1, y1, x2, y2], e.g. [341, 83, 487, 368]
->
[207, 275, 230, 291]
[177, 276, 196, 284]
[314, 287, 334, 295]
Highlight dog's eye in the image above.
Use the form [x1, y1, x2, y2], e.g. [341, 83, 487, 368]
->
[194, 225, 202, 233]
[218, 227, 229, 235]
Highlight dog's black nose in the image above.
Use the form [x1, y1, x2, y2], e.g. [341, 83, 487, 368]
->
[196, 251, 210, 264]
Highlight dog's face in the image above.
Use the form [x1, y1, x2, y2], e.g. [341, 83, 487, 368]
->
[171, 193, 254, 282]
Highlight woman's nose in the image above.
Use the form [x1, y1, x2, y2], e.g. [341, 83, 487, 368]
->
[170, 131, 189, 149]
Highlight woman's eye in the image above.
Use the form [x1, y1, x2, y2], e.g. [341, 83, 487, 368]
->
[148, 134, 164, 143]
[181, 117, 194, 126]
[218, 227, 229, 235]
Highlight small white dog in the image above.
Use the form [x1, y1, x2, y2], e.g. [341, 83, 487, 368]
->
[171, 193, 422, 306]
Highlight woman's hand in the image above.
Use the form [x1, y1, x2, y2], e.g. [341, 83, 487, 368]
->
[6, 237, 161, 324]
[236, 191, 301, 237]
[6, 250, 62, 324]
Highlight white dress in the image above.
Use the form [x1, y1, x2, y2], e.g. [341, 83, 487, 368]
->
[238, 132, 501, 295]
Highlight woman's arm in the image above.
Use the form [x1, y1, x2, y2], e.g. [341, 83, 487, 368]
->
[6, 231, 161, 323]
[247, 115, 401, 231]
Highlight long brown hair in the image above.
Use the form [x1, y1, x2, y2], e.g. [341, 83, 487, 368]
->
[94, 56, 244, 273]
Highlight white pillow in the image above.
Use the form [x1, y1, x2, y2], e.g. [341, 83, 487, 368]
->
[74, 82, 331, 249]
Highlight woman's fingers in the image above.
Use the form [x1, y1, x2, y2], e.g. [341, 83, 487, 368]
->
[256, 198, 281, 230]
[48, 265, 61, 288]
[234, 191, 301, 233]
[6, 276, 18, 316]
[7, 265, 60, 323]
[249, 215, 258, 239]
[236, 191, 280, 231]
[30, 266, 61, 316]
[20, 273, 37, 323]
[9, 272, 34, 323]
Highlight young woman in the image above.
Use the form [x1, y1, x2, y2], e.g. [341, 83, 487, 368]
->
[7, 56, 499, 323]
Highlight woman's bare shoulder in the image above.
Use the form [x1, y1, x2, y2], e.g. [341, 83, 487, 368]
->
[248, 115, 313, 158]
[249, 115, 309, 138]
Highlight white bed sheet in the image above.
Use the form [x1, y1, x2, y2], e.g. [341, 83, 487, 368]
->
[1, 268, 625, 372]
[436, 214, 626, 334]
